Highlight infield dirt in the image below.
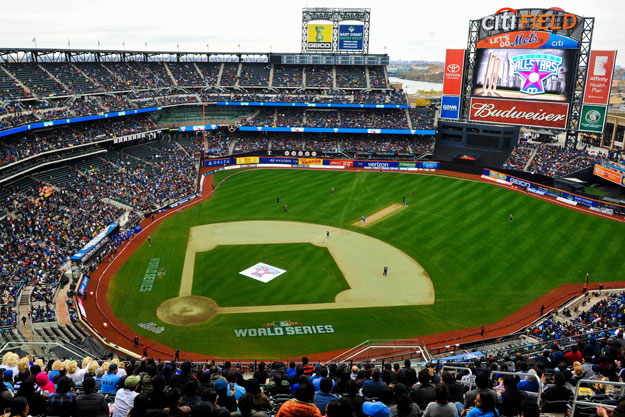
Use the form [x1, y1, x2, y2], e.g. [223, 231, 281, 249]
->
[156, 220, 434, 326]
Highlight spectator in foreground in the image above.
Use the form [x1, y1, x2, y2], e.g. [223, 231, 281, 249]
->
[422, 384, 458, 417]
[74, 376, 109, 417]
[277, 381, 322, 417]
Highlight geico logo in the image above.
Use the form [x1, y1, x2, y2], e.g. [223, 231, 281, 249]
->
[308, 43, 331, 49]
[442, 105, 458, 110]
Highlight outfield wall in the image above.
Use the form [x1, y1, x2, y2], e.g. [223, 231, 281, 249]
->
[482, 168, 625, 215]
[204, 157, 440, 171]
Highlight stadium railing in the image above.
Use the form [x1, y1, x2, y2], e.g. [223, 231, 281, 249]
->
[570, 379, 625, 416]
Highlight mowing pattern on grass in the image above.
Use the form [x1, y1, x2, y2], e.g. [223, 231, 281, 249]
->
[192, 243, 349, 306]
[108, 169, 625, 358]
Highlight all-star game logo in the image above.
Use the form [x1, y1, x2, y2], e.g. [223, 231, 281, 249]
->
[239, 262, 286, 283]
[512, 53, 562, 95]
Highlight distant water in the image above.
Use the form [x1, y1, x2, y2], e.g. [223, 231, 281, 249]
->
[389, 77, 443, 94]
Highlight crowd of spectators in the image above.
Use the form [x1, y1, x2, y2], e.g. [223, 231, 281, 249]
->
[0, 115, 157, 167]
[240, 109, 422, 131]
[504, 143, 602, 177]
[0, 60, 406, 131]
[5, 340, 624, 417]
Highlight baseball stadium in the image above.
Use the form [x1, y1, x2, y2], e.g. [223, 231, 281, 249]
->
[0, 3, 624, 417]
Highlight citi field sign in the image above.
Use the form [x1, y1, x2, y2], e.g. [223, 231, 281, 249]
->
[481, 8, 580, 33]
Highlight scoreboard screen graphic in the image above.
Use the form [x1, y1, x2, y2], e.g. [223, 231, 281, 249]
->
[471, 48, 577, 102]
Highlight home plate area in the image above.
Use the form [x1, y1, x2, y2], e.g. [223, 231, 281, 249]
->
[239, 262, 286, 283]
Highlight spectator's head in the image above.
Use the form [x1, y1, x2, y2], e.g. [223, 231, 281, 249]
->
[320, 377, 333, 394]
[503, 375, 518, 390]
[326, 398, 353, 417]
[294, 381, 315, 403]
[520, 398, 540, 417]
[554, 372, 566, 386]
[441, 372, 455, 385]
[108, 363, 118, 374]
[476, 393, 496, 412]
[237, 393, 255, 417]
[82, 376, 96, 394]
[302, 357, 309, 365]
[180, 361, 192, 376]
[9, 397, 29, 417]
[56, 376, 72, 394]
[475, 371, 491, 389]
[418, 369, 431, 385]
[183, 380, 198, 397]
[130, 393, 150, 417]
[226, 371, 236, 383]
[125, 375, 141, 391]
[246, 378, 260, 395]
[434, 383, 449, 404]
[372, 369, 381, 381]
[164, 389, 181, 410]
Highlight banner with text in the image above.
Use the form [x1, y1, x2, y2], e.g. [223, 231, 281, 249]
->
[469, 97, 569, 129]
[338, 24, 364, 51]
[443, 49, 466, 96]
[580, 104, 608, 133]
[584, 50, 617, 105]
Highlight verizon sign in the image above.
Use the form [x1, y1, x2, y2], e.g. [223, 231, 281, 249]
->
[443, 49, 465, 96]
[469, 97, 569, 129]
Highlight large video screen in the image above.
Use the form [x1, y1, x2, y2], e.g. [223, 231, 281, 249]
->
[472, 48, 577, 102]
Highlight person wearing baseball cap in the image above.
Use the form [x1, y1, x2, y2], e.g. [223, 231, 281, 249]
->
[112, 375, 140, 417]
[363, 401, 390, 417]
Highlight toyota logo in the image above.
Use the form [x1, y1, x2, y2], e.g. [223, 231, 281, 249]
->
[447, 64, 461, 73]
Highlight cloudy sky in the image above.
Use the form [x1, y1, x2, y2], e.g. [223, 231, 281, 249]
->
[2, 0, 623, 65]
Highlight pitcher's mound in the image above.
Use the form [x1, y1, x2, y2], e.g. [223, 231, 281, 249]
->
[157, 296, 218, 326]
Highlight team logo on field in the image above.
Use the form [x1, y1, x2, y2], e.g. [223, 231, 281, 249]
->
[239, 262, 286, 283]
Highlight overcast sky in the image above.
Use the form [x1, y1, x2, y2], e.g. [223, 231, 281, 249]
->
[2, 0, 623, 65]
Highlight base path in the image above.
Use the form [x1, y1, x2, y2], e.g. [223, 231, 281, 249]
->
[157, 220, 434, 325]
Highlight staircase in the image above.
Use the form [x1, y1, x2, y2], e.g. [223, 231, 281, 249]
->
[216, 63, 224, 86]
[235, 63, 243, 88]
[523, 146, 540, 171]
[0, 64, 35, 98]
[17, 285, 34, 341]
[268, 64, 274, 87]
[163, 62, 178, 86]
[38, 64, 71, 94]
[365, 67, 371, 89]
[193, 63, 204, 81]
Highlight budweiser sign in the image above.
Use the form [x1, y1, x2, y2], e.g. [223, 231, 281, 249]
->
[469, 98, 569, 129]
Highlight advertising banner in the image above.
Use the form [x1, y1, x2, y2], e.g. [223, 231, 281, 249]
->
[77, 276, 89, 296]
[236, 157, 259, 165]
[443, 49, 466, 96]
[259, 157, 298, 165]
[583, 50, 617, 105]
[71, 223, 119, 263]
[469, 97, 569, 129]
[307, 23, 333, 51]
[238, 126, 436, 135]
[299, 158, 324, 166]
[472, 48, 576, 102]
[477, 31, 578, 49]
[594, 165, 623, 186]
[218, 101, 409, 109]
[354, 161, 400, 169]
[399, 162, 417, 168]
[441, 96, 461, 119]
[204, 159, 232, 167]
[338, 24, 364, 51]
[580, 104, 608, 133]
[328, 159, 354, 167]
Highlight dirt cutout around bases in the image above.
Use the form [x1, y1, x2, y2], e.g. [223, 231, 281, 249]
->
[353, 203, 404, 227]
[157, 296, 218, 326]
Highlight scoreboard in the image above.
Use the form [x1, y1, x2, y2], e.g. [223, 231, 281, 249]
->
[278, 54, 388, 66]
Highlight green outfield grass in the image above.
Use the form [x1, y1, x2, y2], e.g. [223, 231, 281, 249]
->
[192, 243, 349, 306]
[108, 169, 625, 358]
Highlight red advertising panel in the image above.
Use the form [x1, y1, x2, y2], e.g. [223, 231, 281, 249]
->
[469, 97, 569, 129]
[593, 165, 623, 185]
[443, 49, 465, 96]
[329, 159, 354, 167]
[584, 50, 617, 105]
